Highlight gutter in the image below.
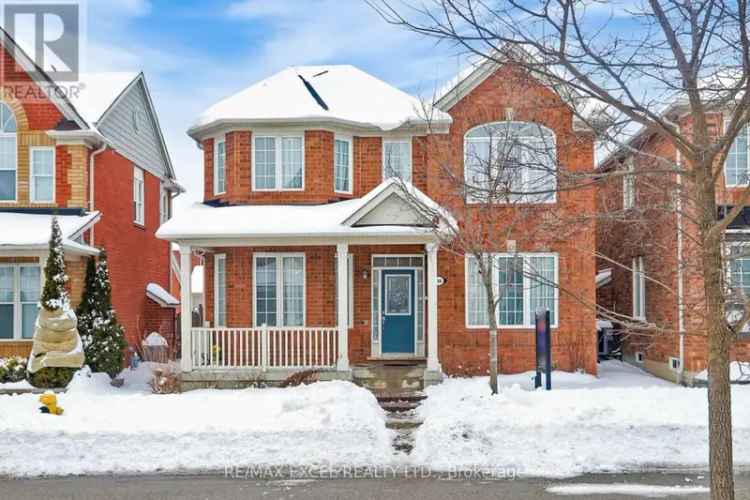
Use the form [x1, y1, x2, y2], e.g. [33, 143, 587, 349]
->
[88, 142, 108, 246]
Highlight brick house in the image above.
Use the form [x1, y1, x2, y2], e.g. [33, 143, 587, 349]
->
[0, 29, 180, 359]
[158, 61, 598, 387]
[597, 109, 750, 384]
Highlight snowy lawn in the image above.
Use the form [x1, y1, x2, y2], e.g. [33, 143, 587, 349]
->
[411, 360, 750, 477]
[0, 364, 392, 477]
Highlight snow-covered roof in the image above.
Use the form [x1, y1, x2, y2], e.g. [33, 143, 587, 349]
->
[189, 65, 452, 137]
[69, 72, 140, 126]
[146, 282, 179, 308]
[596, 268, 613, 288]
[0, 211, 100, 256]
[157, 179, 450, 243]
[191, 266, 204, 294]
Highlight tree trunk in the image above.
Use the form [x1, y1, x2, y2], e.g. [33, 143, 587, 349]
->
[489, 327, 498, 394]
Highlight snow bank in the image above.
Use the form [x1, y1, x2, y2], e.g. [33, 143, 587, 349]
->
[0, 365, 392, 477]
[410, 361, 750, 477]
[695, 361, 750, 383]
[547, 483, 709, 497]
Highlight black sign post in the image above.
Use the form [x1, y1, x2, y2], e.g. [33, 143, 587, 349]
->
[534, 309, 552, 390]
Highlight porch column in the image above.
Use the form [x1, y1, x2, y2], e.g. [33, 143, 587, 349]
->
[336, 243, 350, 371]
[426, 242, 442, 373]
[179, 244, 192, 372]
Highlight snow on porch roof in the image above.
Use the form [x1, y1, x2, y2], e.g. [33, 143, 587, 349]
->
[189, 65, 452, 137]
[146, 282, 179, 308]
[0, 211, 100, 255]
[157, 179, 451, 242]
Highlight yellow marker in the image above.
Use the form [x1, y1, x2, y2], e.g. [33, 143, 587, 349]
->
[38, 392, 64, 416]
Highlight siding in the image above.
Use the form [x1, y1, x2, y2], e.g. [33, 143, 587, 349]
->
[97, 78, 171, 180]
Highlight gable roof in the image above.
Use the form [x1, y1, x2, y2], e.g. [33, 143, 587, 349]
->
[189, 65, 452, 139]
[68, 72, 140, 126]
[156, 179, 453, 243]
[0, 211, 100, 256]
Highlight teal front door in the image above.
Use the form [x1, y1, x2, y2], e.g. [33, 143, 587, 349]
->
[381, 269, 415, 354]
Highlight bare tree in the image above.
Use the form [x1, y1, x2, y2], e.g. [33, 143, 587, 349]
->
[369, 1, 750, 498]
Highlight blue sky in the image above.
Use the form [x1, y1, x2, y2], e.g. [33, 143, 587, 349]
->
[83, 0, 469, 212]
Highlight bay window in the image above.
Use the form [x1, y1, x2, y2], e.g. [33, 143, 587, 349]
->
[334, 137, 352, 193]
[465, 253, 558, 328]
[383, 140, 412, 182]
[253, 135, 304, 190]
[254, 254, 305, 327]
[464, 121, 556, 203]
[214, 254, 226, 326]
[0, 265, 40, 340]
[214, 136, 226, 195]
[0, 101, 17, 201]
[30, 146, 55, 203]
[725, 124, 749, 186]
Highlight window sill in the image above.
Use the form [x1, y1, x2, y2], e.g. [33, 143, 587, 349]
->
[252, 188, 305, 193]
[133, 222, 146, 230]
[0, 338, 32, 342]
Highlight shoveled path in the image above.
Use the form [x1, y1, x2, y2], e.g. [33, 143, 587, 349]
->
[3, 472, 750, 500]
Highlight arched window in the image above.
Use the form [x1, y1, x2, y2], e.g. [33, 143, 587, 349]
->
[464, 121, 557, 203]
[0, 102, 17, 201]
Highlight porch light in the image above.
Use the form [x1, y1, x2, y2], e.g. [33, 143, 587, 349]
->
[361, 267, 369, 281]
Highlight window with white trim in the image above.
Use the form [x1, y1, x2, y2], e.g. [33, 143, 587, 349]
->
[725, 124, 749, 186]
[214, 136, 226, 195]
[465, 253, 558, 328]
[0, 264, 40, 340]
[0, 102, 17, 201]
[334, 137, 352, 193]
[30, 146, 54, 203]
[254, 254, 305, 327]
[632, 256, 646, 320]
[253, 135, 303, 190]
[160, 186, 170, 224]
[464, 121, 556, 203]
[623, 157, 635, 209]
[133, 166, 144, 225]
[214, 254, 226, 327]
[383, 140, 412, 182]
[335, 254, 354, 328]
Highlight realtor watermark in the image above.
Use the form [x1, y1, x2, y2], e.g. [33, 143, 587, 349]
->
[224, 464, 519, 481]
[0, 0, 86, 100]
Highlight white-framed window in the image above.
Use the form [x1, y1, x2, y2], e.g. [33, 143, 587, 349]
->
[383, 139, 412, 182]
[0, 101, 17, 201]
[464, 121, 557, 203]
[253, 135, 304, 191]
[335, 254, 354, 328]
[632, 256, 646, 320]
[725, 124, 749, 186]
[253, 253, 305, 327]
[214, 136, 226, 195]
[334, 136, 352, 193]
[0, 264, 40, 340]
[30, 146, 54, 203]
[465, 253, 559, 328]
[214, 254, 226, 327]
[669, 356, 681, 372]
[635, 351, 645, 363]
[623, 157, 635, 209]
[159, 186, 170, 224]
[133, 166, 144, 225]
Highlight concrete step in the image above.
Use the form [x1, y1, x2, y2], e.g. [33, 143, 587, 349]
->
[380, 400, 421, 412]
[375, 391, 427, 403]
[386, 418, 423, 430]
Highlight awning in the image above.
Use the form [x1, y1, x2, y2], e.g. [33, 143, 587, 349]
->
[146, 282, 179, 308]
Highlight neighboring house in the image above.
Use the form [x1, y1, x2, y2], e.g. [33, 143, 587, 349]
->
[158, 62, 598, 387]
[597, 110, 750, 384]
[0, 29, 180, 358]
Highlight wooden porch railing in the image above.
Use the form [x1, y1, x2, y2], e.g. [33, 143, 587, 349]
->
[190, 326, 339, 370]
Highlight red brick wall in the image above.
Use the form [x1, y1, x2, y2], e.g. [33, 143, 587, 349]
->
[93, 149, 174, 347]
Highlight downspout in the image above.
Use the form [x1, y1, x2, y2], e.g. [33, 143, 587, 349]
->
[675, 136, 686, 385]
[88, 142, 107, 246]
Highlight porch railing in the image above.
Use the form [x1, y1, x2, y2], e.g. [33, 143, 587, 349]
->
[190, 326, 339, 370]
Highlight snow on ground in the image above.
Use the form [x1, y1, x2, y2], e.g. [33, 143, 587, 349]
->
[546, 483, 709, 497]
[410, 360, 750, 477]
[0, 364, 392, 477]
[695, 361, 750, 382]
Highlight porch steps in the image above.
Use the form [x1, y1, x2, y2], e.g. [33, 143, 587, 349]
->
[375, 391, 426, 455]
[352, 363, 426, 392]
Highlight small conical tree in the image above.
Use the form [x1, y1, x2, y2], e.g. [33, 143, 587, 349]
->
[40, 217, 69, 311]
[76, 256, 97, 347]
[79, 250, 126, 377]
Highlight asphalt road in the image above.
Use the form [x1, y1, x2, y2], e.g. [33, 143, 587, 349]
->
[4, 472, 750, 500]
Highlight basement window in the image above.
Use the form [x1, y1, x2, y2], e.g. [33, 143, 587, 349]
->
[669, 357, 681, 372]
[634, 352, 644, 363]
